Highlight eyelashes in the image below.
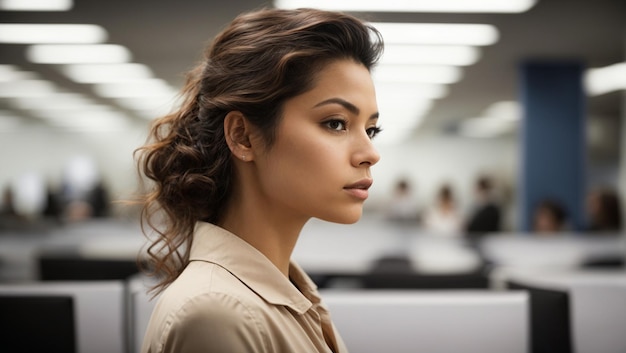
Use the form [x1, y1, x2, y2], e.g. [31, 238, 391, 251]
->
[322, 118, 382, 140]
[366, 126, 382, 139]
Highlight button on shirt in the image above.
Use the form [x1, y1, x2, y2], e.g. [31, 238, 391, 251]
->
[141, 222, 348, 353]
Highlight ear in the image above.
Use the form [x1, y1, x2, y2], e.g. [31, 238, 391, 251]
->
[224, 111, 254, 162]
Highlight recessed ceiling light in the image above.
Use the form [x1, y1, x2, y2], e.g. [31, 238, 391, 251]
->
[9, 93, 98, 110]
[114, 96, 179, 111]
[0, 24, 106, 44]
[375, 82, 449, 100]
[380, 45, 481, 66]
[27, 44, 131, 64]
[371, 23, 499, 46]
[33, 109, 129, 132]
[60, 63, 154, 83]
[93, 79, 176, 98]
[458, 117, 516, 138]
[0, 0, 72, 11]
[274, 0, 536, 13]
[373, 65, 463, 84]
[457, 100, 520, 138]
[585, 62, 626, 96]
[0, 80, 56, 97]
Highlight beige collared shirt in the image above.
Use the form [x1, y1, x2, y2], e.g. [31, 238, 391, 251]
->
[141, 222, 348, 353]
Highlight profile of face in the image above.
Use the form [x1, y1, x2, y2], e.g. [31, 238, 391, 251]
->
[250, 59, 380, 224]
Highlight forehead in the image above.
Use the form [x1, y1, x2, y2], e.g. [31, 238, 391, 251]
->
[287, 59, 377, 109]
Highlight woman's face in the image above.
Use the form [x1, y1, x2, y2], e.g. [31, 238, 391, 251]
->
[252, 59, 380, 224]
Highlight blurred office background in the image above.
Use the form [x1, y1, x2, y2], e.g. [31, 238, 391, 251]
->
[1, 1, 625, 353]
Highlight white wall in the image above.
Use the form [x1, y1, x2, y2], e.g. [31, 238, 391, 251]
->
[369, 134, 519, 219]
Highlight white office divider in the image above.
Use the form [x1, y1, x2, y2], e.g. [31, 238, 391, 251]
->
[322, 290, 529, 353]
[127, 274, 158, 353]
[0, 281, 126, 353]
[502, 269, 626, 353]
[128, 279, 528, 353]
[479, 233, 624, 269]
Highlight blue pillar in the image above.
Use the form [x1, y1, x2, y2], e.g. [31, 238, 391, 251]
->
[519, 60, 586, 231]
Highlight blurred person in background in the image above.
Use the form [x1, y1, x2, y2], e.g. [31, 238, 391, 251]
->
[532, 198, 568, 234]
[0, 185, 17, 230]
[423, 183, 464, 236]
[385, 178, 421, 223]
[586, 187, 622, 233]
[465, 175, 501, 237]
[136, 8, 383, 353]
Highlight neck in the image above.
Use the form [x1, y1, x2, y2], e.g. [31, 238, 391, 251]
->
[218, 177, 308, 277]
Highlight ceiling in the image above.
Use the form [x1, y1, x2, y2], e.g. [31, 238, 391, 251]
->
[1, 0, 625, 140]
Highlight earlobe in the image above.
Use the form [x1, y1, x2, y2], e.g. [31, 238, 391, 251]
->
[224, 111, 253, 161]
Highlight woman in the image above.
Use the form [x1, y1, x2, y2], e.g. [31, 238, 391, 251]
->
[137, 7, 383, 353]
[423, 184, 464, 236]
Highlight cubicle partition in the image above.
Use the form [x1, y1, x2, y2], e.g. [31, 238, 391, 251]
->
[501, 269, 626, 353]
[0, 294, 77, 353]
[0, 281, 126, 353]
[322, 290, 529, 353]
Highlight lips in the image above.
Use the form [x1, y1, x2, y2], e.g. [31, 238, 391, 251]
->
[344, 178, 373, 200]
[344, 178, 373, 190]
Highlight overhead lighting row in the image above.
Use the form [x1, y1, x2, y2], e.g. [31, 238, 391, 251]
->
[367, 22, 499, 144]
[0, 66, 130, 132]
[278, 0, 506, 143]
[585, 62, 626, 96]
[462, 61, 626, 138]
[456, 101, 521, 138]
[0, 0, 73, 11]
[0, 22, 179, 131]
[274, 0, 538, 143]
[275, 0, 537, 13]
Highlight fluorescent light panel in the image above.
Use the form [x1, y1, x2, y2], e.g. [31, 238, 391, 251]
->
[373, 65, 463, 84]
[33, 109, 129, 131]
[457, 100, 520, 138]
[380, 45, 481, 66]
[114, 96, 174, 110]
[10, 93, 99, 110]
[0, 24, 106, 44]
[458, 118, 516, 138]
[93, 79, 175, 98]
[484, 100, 521, 121]
[0, 65, 39, 82]
[0, 0, 72, 11]
[61, 63, 154, 83]
[0, 80, 57, 97]
[274, 0, 536, 13]
[585, 62, 626, 96]
[371, 23, 499, 46]
[27, 44, 131, 64]
[375, 82, 449, 100]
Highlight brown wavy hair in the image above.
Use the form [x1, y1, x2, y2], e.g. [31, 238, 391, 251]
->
[135, 7, 384, 294]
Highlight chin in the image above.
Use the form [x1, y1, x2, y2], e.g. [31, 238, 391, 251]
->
[318, 207, 363, 224]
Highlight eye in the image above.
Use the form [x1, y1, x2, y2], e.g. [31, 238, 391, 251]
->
[324, 119, 346, 131]
[366, 126, 382, 139]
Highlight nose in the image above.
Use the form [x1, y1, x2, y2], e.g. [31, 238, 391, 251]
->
[351, 133, 380, 167]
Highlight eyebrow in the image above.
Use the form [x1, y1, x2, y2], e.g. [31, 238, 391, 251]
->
[313, 97, 379, 120]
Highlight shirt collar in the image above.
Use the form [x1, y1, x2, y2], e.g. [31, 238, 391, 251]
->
[189, 222, 317, 314]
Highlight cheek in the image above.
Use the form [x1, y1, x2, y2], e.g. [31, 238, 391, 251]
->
[264, 134, 344, 194]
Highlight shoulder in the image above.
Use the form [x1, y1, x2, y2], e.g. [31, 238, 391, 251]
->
[143, 263, 270, 353]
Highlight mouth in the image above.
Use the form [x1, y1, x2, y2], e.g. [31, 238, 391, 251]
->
[343, 178, 373, 200]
